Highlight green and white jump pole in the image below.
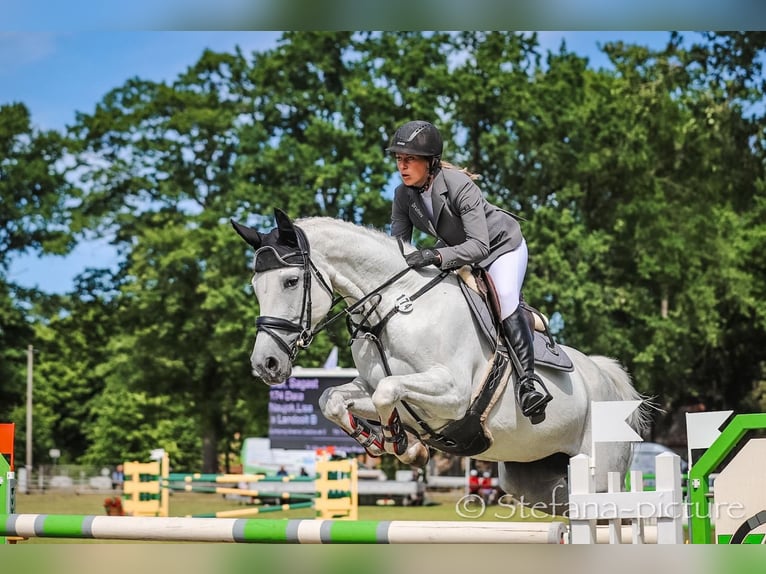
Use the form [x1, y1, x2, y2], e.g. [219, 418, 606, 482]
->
[0, 514, 567, 544]
[166, 473, 315, 483]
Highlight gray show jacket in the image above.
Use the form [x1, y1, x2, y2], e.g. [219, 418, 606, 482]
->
[390, 168, 523, 270]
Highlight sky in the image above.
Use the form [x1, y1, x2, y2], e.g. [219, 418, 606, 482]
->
[5, 0, 762, 29]
[2, 31, 679, 294]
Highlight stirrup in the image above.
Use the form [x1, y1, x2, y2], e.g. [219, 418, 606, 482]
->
[520, 391, 552, 418]
[517, 375, 552, 419]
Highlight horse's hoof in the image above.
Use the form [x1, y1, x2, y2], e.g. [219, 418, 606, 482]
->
[348, 414, 386, 455]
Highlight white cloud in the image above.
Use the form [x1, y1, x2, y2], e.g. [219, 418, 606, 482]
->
[0, 32, 59, 76]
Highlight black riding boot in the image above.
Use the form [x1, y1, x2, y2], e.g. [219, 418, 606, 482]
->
[502, 308, 552, 420]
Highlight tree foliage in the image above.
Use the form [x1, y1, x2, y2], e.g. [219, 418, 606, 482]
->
[0, 102, 75, 454]
[3, 31, 765, 469]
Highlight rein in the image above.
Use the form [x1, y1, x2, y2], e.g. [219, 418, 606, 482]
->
[255, 240, 450, 362]
[255, 227, 460, 449]
[254, 229, 451, 448]
[314, 266, 413, 336]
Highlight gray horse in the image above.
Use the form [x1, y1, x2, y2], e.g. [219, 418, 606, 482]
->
[232, 209, 648, 515]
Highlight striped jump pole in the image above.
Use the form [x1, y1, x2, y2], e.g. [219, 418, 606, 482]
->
[0, 515, 566, 544]
[190, 501, 315, 518]
[165, 484, 316, 500]
[166, 473, 315, 483]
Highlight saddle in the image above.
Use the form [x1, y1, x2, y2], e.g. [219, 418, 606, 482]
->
[456, 266, 574, 372]
[415, 266, 573, 457]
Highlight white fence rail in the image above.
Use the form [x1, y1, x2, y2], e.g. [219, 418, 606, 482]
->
[16, 465, 116, 494]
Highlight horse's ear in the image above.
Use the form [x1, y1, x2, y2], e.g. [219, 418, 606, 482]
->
[273, 208, 299, 248]
[230, 219, 263, 250]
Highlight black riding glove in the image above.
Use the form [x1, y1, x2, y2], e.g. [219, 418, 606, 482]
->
[405, 248, 441, 269]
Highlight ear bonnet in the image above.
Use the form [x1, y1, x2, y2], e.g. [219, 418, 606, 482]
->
[230, 209, 309, 271]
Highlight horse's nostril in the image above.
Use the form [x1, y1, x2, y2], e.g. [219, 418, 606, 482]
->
[265, 356, 279, 373]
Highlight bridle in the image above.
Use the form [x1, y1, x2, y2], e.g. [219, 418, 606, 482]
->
[253, 230, 448, 364]
[253, 238, 336, 362]
[254, 223, 452, 454]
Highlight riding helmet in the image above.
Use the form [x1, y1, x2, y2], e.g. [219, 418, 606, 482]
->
[385, 120, 443, 158]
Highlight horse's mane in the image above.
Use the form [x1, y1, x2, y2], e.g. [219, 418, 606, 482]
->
[295, 216, 408, 260]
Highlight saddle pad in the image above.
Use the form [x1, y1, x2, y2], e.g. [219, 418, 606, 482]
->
[458, 279, 574, 372]
[458, 279, 498, 343]
[533, 332, 574, 371]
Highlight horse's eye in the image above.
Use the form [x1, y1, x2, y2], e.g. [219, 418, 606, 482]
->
[284, 276, 299, 289]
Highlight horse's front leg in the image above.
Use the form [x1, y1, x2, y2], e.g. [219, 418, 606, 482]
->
[318, 379, 386, 457]
[372, 365, 465, 467]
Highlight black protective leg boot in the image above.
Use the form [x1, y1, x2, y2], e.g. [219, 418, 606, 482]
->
[502, 308, 552, 420]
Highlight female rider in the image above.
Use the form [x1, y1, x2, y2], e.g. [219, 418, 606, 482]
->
[387, 120, 551, 422]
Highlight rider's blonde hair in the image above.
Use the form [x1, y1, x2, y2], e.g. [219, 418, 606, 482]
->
[440, 160, 481, 181]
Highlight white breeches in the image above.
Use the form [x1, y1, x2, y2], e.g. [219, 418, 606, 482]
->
[486, 239, 528, 320]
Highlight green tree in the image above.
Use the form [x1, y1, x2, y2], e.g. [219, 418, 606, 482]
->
[67, 50, 259, 471]
[0, 284, 31, 428]
[9, 31, 766, 467]
[19, 270, 121, 465]
[0, 103, 74, 263]
[0, 102, 77, 456]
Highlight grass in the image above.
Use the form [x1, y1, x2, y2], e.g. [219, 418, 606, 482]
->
[9, 489, 558, 544]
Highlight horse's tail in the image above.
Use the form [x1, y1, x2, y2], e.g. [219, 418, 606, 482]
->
[590, 355, 654, 438]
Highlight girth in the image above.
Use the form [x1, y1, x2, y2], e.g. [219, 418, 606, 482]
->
[408, 349, 511, 456]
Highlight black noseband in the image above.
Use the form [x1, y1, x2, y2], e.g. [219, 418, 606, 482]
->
[255, 315, 312, 361]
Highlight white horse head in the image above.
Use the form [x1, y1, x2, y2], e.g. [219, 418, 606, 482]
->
[232, 209, 649, 514]
[232, 209, 336, 384]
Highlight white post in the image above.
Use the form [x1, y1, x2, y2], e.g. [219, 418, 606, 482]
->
[590, 437, 597, 476]
[26, 345, 33, 476]
[629, 469, 645, 544]
[17, 467, 27, 495]
[606, 472, 623, 544]
[568, 453, 596, 543]
[654, 452, 684, 544]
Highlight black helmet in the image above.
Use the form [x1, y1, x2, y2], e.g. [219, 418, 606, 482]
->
[385, 120, 443, 158]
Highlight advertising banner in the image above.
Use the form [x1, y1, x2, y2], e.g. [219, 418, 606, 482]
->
[268, 368, 364, 453]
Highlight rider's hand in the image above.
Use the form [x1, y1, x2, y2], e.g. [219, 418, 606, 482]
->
[405, 249, 441, 269]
